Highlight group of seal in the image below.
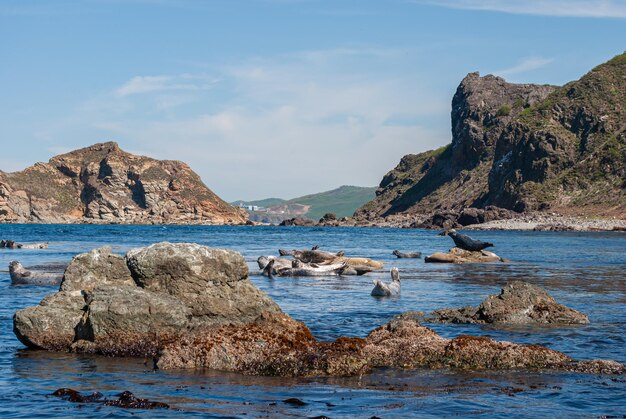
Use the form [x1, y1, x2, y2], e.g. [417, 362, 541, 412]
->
[260, 247, 383, 278]
[1, 240, 48, 249]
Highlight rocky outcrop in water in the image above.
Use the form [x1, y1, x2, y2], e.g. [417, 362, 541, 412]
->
[158, 313, 621, 376]
[427, 281, 590, 325]
[424, 247, 506, 264]
[13, 243, 281, 355]
[0, 142, 246, 224]
[14, 243, 621, 377]
[356, 53, 626, 222]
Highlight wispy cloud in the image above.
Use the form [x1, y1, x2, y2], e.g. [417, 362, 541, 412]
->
[411, 0, 626, 18]
[115, 74, 220, 97]
[58, 47, 451, 200]
[494, 56, 554, 77]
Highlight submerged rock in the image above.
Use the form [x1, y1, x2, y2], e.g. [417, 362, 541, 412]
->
[428, 281, 590, 325]
[425, 247, 505, 263]
[52, 388, 169, 409]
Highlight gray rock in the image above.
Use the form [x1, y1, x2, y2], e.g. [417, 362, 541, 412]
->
[429, 281, 589, 325]
[61, 246, 135, 292]
[13, 291, 87, 350]
[73, 285, 192, 356]
[14, 242, 281, 356]
[125, 242, 248, 293]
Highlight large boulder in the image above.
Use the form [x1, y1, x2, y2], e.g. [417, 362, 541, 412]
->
[126, 242, 279, 325]
[14, 242, 281, 356]
[429, 281, 590, 325]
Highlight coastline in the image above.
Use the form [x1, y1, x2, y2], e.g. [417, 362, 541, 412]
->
[1, 213, 625, 232]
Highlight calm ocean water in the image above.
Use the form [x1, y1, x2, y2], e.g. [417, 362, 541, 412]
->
[0, 224, 624, 418]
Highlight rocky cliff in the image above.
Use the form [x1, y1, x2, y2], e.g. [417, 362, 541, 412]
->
[0, 142, 247, 224]
[357, 52, 626, 220]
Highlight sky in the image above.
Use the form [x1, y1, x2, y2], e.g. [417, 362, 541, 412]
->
[1, 0, 625, 201]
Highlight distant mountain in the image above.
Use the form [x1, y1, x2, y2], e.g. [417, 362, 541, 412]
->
[357, 52, 626, 221]
[240, 185, 377, 223]
[0, 142, 247, 224]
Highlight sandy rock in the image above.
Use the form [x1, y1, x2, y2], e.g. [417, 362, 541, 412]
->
[425, 247, 504, 264]
[429, 281, 590, 325]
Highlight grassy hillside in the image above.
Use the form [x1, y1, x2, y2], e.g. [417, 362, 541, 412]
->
[240, 185, 377, 222]
[285, 185, 376, 220]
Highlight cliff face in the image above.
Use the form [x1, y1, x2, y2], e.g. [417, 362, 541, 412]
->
[357, 53, 626, 219]
[0, 142, 247, 224]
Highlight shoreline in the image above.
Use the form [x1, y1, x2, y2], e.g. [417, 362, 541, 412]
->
[1, 214, 625, 232]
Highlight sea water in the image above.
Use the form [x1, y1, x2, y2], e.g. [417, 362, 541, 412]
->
[0, 225, 624, 417]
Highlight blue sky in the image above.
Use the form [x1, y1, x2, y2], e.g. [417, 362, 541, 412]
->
[1, 0, 625, 201]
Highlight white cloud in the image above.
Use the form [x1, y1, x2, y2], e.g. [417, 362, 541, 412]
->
[40, 47, 452, 201]
[115, 74, 220, 97]
[411, 0, 626, 18]
[494, 56, 554, 77]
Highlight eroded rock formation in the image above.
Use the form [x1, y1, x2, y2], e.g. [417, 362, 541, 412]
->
[356, 53, 626, 222]
[0, 142, 246, 224]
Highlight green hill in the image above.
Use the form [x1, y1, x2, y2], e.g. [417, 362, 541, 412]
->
[285, 185, 377, 220]
[239, 185, 377, 223]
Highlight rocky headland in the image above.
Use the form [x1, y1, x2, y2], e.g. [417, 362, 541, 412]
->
[14, 242, 624, 377]
[353, 53, 626, 230]
[0, 142, 247, 224]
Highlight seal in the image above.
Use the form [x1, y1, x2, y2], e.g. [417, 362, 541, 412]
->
[446, 229, 493, 252]
[392, 250, 422, 258]
[9, 261, 63, 286]
[371, 268, 400, 297]
[0, 240, 48, 249]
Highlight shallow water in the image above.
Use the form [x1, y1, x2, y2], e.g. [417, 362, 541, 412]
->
[0, 225, 624, 417]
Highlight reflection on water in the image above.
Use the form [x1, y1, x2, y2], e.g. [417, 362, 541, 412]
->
[0, 225, 624, 417]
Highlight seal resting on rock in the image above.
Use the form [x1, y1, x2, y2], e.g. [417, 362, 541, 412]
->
[258, 256, 347, 277]
[1, 240, 48, 249]
[371, 268, 400, 297]
[445, 229, 493, 252]
[392, 250, 422, 259]
[9, 261, 63, 286]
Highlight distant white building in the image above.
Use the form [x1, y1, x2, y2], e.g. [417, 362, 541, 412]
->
[237, 202, 266, 212]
